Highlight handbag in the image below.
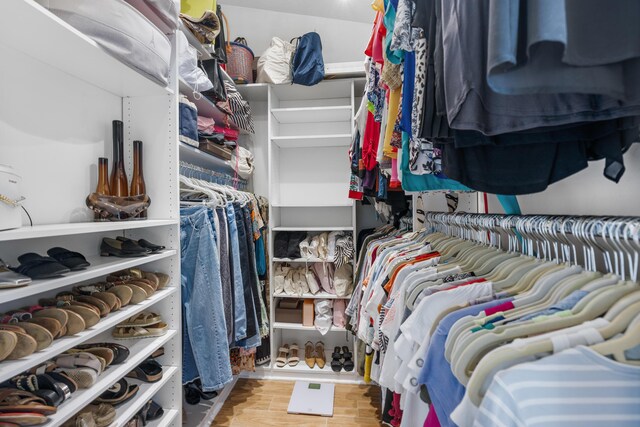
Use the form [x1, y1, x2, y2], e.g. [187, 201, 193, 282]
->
[291, 32, 325, 86]
[213, 5, 228, 63]
[256, 37, 296, 84]
[179, 10, 220, 45]
[199, 59, 227, 103]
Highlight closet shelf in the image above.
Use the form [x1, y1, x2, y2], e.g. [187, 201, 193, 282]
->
[236, 83, 269, 102]
[272, 226, 354, 232]
[271, 134, 352, 148]
[272, 257, 332, 263]
[179, 79, 238, 130]
[0, 220, 178, 242]
[126, 0, 176, 35]
[0, 0, 173, 97]
[43, 330, 176, 427]
[146, 409, 179, 427]
[178, 21, 213, 60]
[271, 202, 354, 208]
[0, 288, 177, 384]
[273, 322, 347, 332]
[113, 366, 179, 427]
[179, 141, 237, 175]
[270, 106, 352, 124]
[274, 292, 352, 300]
[0, 250, 176, 305]
[273, 350, 357, 374]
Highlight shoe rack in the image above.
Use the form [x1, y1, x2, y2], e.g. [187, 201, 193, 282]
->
[0, 1, 181, 426]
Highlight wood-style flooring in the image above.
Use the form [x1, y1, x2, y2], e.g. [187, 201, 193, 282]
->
[212, 379, 382, 426]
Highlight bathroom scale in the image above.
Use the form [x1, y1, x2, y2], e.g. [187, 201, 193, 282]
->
[287, 381, 335, 417]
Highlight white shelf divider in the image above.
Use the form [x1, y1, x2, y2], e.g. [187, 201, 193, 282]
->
[271, 134, 352, 148]
[272, 226, 354, 232]
[43, 330, 177, 427]
[0, 220, 178, 242]
[113, 366, 179, 427]
[0, 0, 172, 97]
[272, 322, 347, 332]
[0, 288, 177, 384]
[271, 106, 352, 124]
[0, 250, 176, 305]
[273, 292, 352, 300]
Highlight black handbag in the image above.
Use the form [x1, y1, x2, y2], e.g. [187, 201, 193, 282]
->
[213, 5, 228, 63]
[199, 58, 227, 103]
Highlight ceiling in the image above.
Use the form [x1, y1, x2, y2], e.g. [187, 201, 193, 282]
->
[220, 0, 375, 23]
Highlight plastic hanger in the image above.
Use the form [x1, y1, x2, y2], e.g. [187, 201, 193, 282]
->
[591, 312, 640, 365]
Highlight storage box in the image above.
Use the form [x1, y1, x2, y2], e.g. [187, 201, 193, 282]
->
[198, 141, 232, 160]
[302, 299, 314, 326]
[275, 299, 303, 324]
[0, 165, 23, 231]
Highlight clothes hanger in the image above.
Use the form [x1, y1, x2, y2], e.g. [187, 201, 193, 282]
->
[591, 312, 640, 365]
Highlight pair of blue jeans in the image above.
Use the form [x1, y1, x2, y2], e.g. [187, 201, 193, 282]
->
[226, 203, 248, 342]
[180, 206, 232, 391]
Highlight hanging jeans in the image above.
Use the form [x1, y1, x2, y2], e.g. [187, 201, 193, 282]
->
[215, 207, 235, 344]
[233, 203, 261, 348]
[225, 203, 248, 342]
[180, 206, 232, 391]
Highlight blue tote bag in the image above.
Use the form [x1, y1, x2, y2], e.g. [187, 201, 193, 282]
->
[291, 32, 325, 86]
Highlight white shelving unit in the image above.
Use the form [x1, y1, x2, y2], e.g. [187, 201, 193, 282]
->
[0, 1, 181, 426]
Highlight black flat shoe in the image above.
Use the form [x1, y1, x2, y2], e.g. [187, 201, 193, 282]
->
[330, 346, 343, 372]
[47, 247, 91, 271]
[13, 253, 70, 279]
[116, 237, 165, 253]
[101, 238, 149, 258]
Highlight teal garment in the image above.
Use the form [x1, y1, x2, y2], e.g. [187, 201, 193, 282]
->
[400, 133, 470, 192]
[383, 0, 403, 64]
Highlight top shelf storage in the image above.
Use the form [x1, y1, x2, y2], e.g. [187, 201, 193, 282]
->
[271, 79, 353, 101]
[1, 0, 173, 98]
[271, 106, 352, 124]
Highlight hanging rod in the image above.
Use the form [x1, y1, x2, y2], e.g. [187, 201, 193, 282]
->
[179, 160, 248, 190]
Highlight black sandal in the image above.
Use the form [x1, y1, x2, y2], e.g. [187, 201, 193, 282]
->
[140, 400, 164, 423]
[126, 358, 163, 383]
[46, 247, 90, 271]
[342, 346, 354, 372]
[12, 254, 70, 279]
[116, 237, 165, 254]
[330, 346, 343, 372]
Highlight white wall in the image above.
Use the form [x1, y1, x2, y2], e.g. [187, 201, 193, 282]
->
[222, 5, 373, 63]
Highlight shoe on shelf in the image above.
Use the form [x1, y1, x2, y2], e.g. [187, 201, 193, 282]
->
[304, 341, 315, 369]
[275, 344, 289, 368]
[330, 346, 343, 372]
[116, 237, 165, 254]
[100, 238, 149, 258]
[12, 253, 70, 280]
[288, 343, 300, 367]
[342, 346, 354, 372]
[0, 258, 31, 289]
[315, 342, 326, 369]
[46, 247, 90, 271]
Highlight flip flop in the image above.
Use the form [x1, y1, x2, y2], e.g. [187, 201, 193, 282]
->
[0, 389, 57, 416]
[0, 331, 18, 362]
[14, 323, 52, 352]
[0, 412, 47, 426]
[154, 272, 170, 289]
[46, 247, 90, 271]
[106, 285, 133, 306]
[64, 306, 100, 328]
[24, 318, 62, 340]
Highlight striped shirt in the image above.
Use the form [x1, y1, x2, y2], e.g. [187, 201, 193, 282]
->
[473, 346, 640, 427]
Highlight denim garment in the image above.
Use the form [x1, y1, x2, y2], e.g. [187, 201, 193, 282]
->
[178, 99, 198, 147]
[215, 207, 234, 344]
[233, 203, 258, 339]
[180, 206, 232, 391]
[225, 203, 247, 342]
[255, 235, 267, 278]
[242, 205, 264, 331]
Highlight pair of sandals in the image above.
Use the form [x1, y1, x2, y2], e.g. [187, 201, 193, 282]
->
[100, 237, 165, 258]
[63, 403, 116, 427]
[126, 347, 164, 383]
[10, 247, 90, 280]
[113, 312, 167, 340]
[304, 342, 327, 369]
[0, 387, 58, 426]
[184, 378, 217, 405]
[1, 370, 78, 412]
[125, 400, 163, 427]
[95, 378, 138, 407]
[275, 343, 301, 367]
[330, 346, 354, 372]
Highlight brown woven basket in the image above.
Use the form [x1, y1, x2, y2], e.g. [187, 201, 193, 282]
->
[227, 37, 255, 84]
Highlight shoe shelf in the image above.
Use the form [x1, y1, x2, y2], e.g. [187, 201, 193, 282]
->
[44, 330, 177, 426]
[147, 409, 179, 427]
[0, 0, 173, 98]
[0, 220, 179, 242]
[274, 350, 356, 375]
[0, 288, 177, 383]
[272, 257, 354, 263]
[271, 226, 354, 232]
[112, 365, 179, 427]
[0, 250, 177, 305]
[270, 106, 352, 124]
[272, 322, 347, 332]
[274, 292, 352, 300]
[271, 134, 352, 149]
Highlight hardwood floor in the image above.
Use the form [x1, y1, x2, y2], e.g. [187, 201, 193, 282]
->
[212, 379, 382, 426]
